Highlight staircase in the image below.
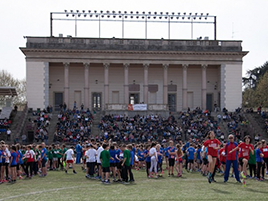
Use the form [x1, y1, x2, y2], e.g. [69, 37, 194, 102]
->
[210, 112, 229, 138]
[242, 112, 268, 141]
[91, 111, 102, 137]
[48, 112, 60, 144]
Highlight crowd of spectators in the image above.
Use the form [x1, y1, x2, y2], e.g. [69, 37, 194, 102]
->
[53, 108, 93, 143]
[97, 108, 225, 144]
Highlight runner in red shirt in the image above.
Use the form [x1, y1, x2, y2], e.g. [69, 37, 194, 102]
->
[229, 135, 253, 178]
[203, 131, 221, 183]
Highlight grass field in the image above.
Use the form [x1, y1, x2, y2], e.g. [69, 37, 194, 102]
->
[0, 165, 267, 201]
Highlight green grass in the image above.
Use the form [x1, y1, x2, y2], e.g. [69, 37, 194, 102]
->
[0, 166, 268, 201]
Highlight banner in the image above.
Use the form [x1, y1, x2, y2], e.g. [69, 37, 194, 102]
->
[128, 104, 147, 111]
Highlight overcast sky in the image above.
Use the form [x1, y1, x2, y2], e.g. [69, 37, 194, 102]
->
[1, 0, 267, 80]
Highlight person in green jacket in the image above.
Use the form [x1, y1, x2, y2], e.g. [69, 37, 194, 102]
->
[248, 146, 256, 178]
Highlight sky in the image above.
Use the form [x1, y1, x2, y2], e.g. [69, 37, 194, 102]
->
[0, 0, 267, 80]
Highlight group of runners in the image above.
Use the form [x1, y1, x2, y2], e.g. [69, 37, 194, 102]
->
[0, 131, 268, 185]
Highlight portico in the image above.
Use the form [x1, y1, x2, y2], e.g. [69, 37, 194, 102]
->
[20, 37, 248, 112]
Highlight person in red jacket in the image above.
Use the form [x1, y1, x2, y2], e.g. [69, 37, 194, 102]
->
[260, 140, 268, 177]
[229, 135, 254, 178]
[203, 131, 221, 183]
[223, 134, 241, 183]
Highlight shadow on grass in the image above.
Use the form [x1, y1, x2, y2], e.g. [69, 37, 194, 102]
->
[246, 188, 267, 194]
[211, 188, 232, 194]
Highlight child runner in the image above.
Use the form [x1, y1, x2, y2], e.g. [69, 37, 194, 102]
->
[203, 131, 221, 183]
[64, 146, 77, 174]
[40, 142, 47, 177]
[196, 144, 202, 172]
[219, 143, 227, 175]
[144, 144, 151, 178]
[121, 144, 132, 184]
[167, 140, 176, 176]
[85, 144, 97, 179]
[175, 144, 183, 177]
[100, 143, 112, 184]
[229, 135, 254, 178]
[24, 145, 35, 179]
[186, 143, 196, 172]
[260, 140, 268, 177]
[149, 142, 158, 178]
[248, 144, 256, 179]
[256, 142, 264, 181]
[109, 145, 117, 181]
[9, 145, 17, 183]
[96, 143, 104, 180]
[156, 144, 163, 176]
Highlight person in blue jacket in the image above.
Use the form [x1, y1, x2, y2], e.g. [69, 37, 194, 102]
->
[75, 142, 82, 164]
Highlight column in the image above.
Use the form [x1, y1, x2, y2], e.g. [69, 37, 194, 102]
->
[64, 62, 70, 108]
[201, 64, 208, 110]
[163, 64, 169, 105]
[84, 63, 90, 109]
[143, 63, 149, 104]
[182, 64, 188, 110]
[124, 63, 129, 104]
[104, 63, 110, 107]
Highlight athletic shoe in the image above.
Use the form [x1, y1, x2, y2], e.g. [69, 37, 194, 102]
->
[129, 179, 135, 182]
[155, 176, 158, 179]
[246, 175, 251, 179]
[148, 175, 153, 179]
[207, 173, 212, 184]
[171, 173, 174, 176]
[73, 170, 77, 174]
[241, 171, 246, 179]
[211, 179, 217, 182]
[104, 181, 110, 185]
[168, 173, 170, 177]
[65, 170, 67, 174]
[85, 175, 90, 179]
[19, 176, 23, 180]
[123, 181, 130, 185]
[224, 180, 227, 183]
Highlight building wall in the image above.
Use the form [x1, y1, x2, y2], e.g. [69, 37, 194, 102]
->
[168, 65, 182, 111]
[223, 63, 242, 111]
[49, 64, 64, 108]
[26, 61, 47, 110]
[109, 65, 124, 104]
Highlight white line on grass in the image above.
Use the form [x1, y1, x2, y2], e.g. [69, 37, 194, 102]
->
[0, 185, 85, 201]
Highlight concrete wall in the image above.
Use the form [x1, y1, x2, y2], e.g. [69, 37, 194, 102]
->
[26, 61, 46, 110]
[223, 63, 242, 111]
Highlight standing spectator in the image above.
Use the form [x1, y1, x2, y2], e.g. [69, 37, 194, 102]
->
[224, 134, 241, 183]
[75, 142, 82, 164]
[6, 129, 11, 141]
[256, 142, 264, 181]
[64, 146, 77, 174]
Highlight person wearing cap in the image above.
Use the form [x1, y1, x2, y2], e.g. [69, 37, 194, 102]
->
[223, 134, 241, 183]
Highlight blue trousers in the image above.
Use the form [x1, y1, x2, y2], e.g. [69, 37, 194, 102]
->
[76, 153, 81, 164]
[224, 160, 240, 182]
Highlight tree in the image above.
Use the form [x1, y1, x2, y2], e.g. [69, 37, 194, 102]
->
[254, 71, 268, 107]
[0, 70, 26, 106]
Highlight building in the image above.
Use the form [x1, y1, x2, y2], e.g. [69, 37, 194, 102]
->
[20, 37, 248, 113]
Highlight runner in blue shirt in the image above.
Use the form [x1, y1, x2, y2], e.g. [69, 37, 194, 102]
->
[186, 144, 196, 172]
[9, 146, 17, 183]
[167, 141, 176, 176]
[144, 144, 151, 177]
[40, 143, 47, 177]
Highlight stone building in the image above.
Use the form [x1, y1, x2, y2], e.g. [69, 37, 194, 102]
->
[20, 37, 248, 113]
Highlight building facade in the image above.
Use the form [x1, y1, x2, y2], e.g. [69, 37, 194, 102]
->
[20, 37, 248, 112]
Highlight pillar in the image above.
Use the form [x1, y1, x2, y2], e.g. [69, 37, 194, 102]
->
[182, 64, 188, 110]
[201, 64, 207, 110]
[64, 62, 69, 108]
[84, 63, 90, 109]
[104, 63, 110, 107]
[124, 63, 129, 104]
[163, 64, 169, 105]
[143, 63, 149, 104]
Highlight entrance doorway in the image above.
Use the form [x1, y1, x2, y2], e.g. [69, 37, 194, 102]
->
[54, 92, 63, 111]
[206, 94, 213, 112]
[168, 94, 176, 112]
[129, 93, 139, 104]
[92, 92, 102, 111]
